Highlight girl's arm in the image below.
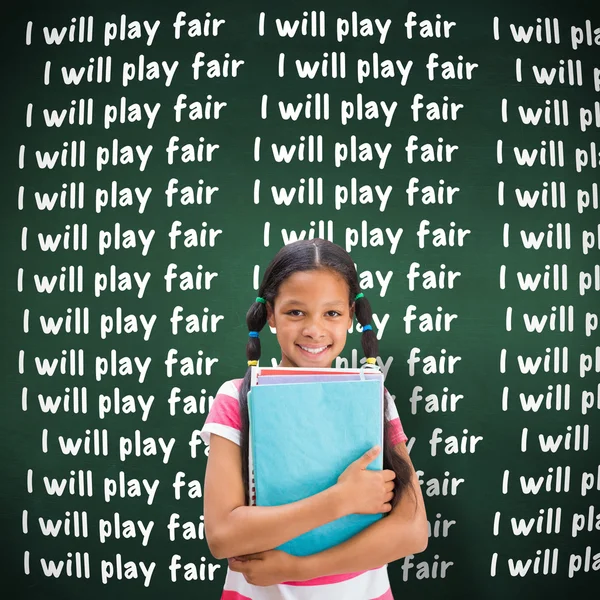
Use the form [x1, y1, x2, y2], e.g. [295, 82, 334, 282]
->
[293, 442, 428, 580]
[204, 434, 393, 560]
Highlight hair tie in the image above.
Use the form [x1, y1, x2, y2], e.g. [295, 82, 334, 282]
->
[362, 324, 372, 332]
[256, 297, 266, 304]
[248, 360, 258, 367]
[365, 357, 377, 365]
[355, 293, 364, 301]
[249, 331, 259, 338]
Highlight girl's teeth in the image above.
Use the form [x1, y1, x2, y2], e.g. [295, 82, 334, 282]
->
[301, 346, 326, 354]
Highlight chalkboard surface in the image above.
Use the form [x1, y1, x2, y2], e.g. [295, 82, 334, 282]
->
[1, 0, 599, 597]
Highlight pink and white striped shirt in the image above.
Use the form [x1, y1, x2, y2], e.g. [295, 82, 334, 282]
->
[200, 378, 408, 600]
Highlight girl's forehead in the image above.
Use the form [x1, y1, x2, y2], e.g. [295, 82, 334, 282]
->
[276, 269, 350, 302]
[278, 269, 349, 292]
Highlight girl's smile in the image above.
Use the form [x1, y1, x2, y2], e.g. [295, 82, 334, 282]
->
[296, 343, 332, 360]
[266, 269, 354, 369]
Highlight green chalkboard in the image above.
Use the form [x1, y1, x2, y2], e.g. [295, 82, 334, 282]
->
[1, 0, 599, 598]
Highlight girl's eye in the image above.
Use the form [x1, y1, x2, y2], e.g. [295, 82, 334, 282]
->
[326, 311, 341, 317]
[287, 310, 304, 317]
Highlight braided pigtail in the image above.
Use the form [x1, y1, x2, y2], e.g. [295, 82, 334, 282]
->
[239, 296, 268, 505]
[353, 292, 378, 360]
[354, 292, 415, 508]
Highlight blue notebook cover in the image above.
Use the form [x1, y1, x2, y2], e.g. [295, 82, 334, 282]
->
[248, 379, 383, 556]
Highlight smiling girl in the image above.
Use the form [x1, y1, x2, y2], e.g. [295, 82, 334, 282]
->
[200, 239, 428, 599]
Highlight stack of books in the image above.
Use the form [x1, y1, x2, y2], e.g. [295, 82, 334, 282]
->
[248, 366, 385, 556]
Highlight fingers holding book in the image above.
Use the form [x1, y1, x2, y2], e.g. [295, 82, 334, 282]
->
[336, 445, 397, 515]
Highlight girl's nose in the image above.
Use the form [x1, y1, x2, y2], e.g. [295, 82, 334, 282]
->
[302, 319, 326, 339]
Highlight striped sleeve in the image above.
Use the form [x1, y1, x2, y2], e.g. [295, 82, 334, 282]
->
[384, 388, 408, 446]
[200, 379, 244, 446]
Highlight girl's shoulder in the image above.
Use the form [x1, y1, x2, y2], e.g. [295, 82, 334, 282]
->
[383, 387, 399, 417]
[215, 377, 245, 399]
[210, 377, 246, 420]
[383, 387, 408, 446]
[199, 378, 245, 446]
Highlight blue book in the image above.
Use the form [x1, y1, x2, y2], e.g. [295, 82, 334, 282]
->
[248, 378, 384, 556]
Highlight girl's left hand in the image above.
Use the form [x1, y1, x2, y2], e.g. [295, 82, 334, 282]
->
[228, 550, 299, 587]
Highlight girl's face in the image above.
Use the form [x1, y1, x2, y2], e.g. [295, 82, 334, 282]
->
[267, 269, 354, 368]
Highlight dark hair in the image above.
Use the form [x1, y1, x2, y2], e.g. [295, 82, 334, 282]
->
[240, 239, 414, 509]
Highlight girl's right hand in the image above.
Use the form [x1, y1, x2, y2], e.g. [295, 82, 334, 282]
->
[336, 446, 396, 515]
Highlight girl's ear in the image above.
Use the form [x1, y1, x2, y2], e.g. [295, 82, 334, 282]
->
[266, 301, 276, 328]
[348, 302, 355, 328]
